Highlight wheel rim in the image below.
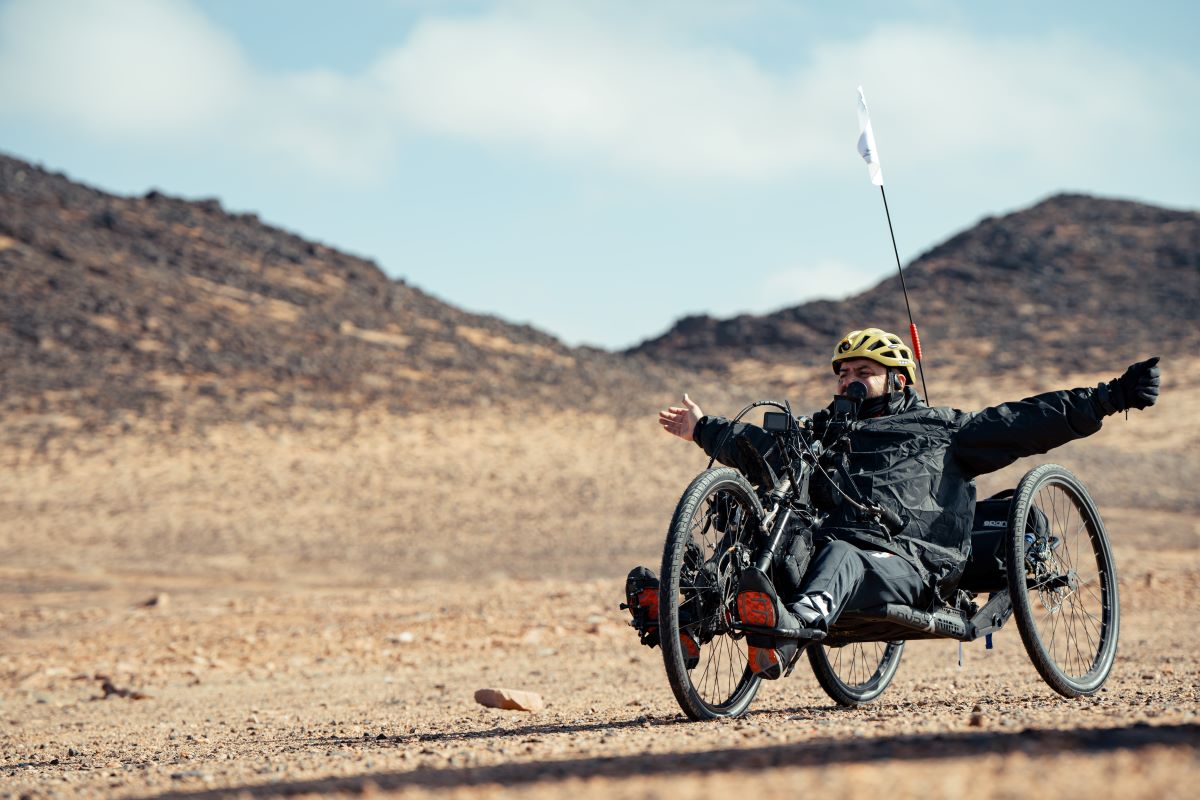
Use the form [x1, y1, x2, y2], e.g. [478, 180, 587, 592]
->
[676, 484, 758, 710]
[824, 641, 894, 689]
[1021, 478, 1114, 684]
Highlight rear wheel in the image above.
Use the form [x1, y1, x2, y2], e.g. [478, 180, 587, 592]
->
[1006, 464, 1119, 697]
[808, 641, 904, 706]
[660, 468, 764, 720]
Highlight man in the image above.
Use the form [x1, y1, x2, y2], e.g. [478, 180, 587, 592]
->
[641, 327, 1161, 680]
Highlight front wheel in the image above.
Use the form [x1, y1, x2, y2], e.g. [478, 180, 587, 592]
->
[808, 641, 904, 706]
[1005, 464, 1119, 697]
[660, 468, 764, 720]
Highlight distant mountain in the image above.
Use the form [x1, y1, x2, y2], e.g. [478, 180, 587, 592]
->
[3, 153, 1196, 437]
[0, 154, 682, 432]
[630, 194, 1199, 383]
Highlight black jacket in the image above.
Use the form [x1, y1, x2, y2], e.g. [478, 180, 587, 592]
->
[693, 385, 1108, 601]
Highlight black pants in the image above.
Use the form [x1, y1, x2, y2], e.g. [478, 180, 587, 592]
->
[795, 540, 925, 625]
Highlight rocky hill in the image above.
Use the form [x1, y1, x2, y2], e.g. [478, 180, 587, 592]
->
[3, 153, 1196, 438]
[630, 194, 1199, 389]
[0, 154, 688, 435]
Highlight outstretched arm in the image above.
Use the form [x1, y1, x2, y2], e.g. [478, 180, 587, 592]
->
[658, 393, 784, 478]
[953, 357, 1161, 477]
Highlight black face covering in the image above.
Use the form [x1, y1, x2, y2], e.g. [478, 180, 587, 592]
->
[858, 392, 892, 418]
[834, 379, 904, 419]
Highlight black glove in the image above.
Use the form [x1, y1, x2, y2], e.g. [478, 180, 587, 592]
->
[1102, 357, 1161, 413]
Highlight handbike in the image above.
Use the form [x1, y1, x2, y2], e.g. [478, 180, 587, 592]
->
[658, 400, 1120, 721]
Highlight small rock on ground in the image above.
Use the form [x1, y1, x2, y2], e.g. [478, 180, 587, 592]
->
[474, 688, 544, 712]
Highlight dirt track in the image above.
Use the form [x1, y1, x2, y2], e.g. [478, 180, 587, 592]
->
[2, 396, 1198, 799]
[3, 544, 1198, 800]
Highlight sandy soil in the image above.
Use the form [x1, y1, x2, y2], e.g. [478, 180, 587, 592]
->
[2, 393, 1197, 799]
[2, 563, 1197, 800]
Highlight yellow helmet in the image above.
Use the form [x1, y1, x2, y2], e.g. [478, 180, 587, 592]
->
[831, 327, 916, 385]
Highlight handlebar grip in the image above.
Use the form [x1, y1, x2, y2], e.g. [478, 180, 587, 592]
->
[878, 506, 905, 535]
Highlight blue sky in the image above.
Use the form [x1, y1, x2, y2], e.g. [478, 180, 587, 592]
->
[1, 0, 1197, 349]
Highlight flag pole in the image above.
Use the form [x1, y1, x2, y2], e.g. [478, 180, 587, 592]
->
[878, 184, 929, 404]
[856, 85, 929, 404]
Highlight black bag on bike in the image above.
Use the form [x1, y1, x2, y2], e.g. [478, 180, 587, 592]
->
[960, 488, 1050, 593]
[772, 521, 815, 597]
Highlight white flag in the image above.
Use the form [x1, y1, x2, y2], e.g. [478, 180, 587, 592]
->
[856, 86, 883, 186]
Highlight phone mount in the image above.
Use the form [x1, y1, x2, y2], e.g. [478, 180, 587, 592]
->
[825, 382, 867, 442]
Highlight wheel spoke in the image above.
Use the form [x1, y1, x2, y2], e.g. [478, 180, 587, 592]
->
[1069, 594, 1099, 670]
[664, 477, 770, 717]
[816, 641, 898, 703]
[1061, 596, 1085, 674]
[1011, 472, 1116, 695]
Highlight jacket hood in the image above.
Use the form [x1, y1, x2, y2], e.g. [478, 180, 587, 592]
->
[884, 386, 924, 415]
[834, 385, 925, 420]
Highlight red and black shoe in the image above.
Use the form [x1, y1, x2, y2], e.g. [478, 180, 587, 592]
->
[677, 626, 701, 670]
[736, 568, 802, 680]
[622, 566, 702, 669]
[622, 566, 661, 647]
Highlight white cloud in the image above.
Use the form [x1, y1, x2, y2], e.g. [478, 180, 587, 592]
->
[369, 10, 1190, 180]
[800, 26, 1176, 171]
[0, 0, 396, 180]
[0, 0, 248, 136]
[370, 9, 821, 179]
[248, 69, 398, 182]
[758, 260, 885, 307]
[0, 0, 1192, 184]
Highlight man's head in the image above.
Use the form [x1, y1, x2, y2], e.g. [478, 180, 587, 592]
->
[835, 357, 902, 398]
[831, 328, 916, 399]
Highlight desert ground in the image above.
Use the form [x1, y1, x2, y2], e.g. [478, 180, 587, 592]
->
[2, 373, 1197, 799]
